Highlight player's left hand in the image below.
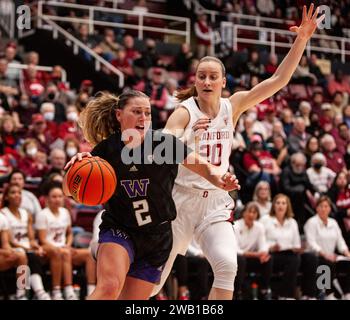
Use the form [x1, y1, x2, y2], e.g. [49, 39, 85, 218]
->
[289, 4, 325, 40]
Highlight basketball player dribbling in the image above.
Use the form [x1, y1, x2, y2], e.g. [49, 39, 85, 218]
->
[153, 4, 324, 300]
[64, 90, 240, 300]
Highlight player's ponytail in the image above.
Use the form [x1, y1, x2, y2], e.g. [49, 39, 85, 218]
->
[79, 91, 119, 146]
[80, 90, 149, 146]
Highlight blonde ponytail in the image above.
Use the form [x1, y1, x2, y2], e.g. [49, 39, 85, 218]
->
[79, 92, 119, 147]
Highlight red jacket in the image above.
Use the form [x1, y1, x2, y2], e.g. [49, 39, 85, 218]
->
[18, 156, 49, 178]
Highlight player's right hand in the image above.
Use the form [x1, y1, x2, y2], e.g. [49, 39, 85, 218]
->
[64, 152, 92, 170]
[192, 118, 211, 133]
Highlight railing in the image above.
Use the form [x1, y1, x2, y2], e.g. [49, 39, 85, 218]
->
[104, 0, 166, 9]
[9, 63, 67, 83]
[189, 0, 294, 28]
[225, 24, 350, 63]
[37, 1, 191, 44]
[0, 0, 15, 38]
[40, 15, 125, 88]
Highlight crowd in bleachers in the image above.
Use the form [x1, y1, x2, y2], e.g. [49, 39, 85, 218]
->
[0, 0, 350, 300]
[200, 0, 350, 36]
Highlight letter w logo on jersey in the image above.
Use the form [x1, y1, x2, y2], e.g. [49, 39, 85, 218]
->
[120, 179, 150, 198]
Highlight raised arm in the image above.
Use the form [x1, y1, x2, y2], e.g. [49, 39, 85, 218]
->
[230, 4, 324, 127]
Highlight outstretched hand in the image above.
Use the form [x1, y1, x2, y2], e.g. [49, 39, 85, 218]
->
[289, 4, 325, 40]
[63, 152, 92, 170]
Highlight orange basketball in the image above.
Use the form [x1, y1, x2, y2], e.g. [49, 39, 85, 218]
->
[63, 156, 117, 206]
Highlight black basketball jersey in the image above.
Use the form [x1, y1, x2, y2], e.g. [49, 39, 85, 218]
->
[91, 130, 191, 232]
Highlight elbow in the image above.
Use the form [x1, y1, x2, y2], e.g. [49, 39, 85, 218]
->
[272, 73, 290, 89]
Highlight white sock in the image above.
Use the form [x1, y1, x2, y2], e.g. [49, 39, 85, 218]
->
[87, 284, 96, 296]
[30, 274, 45, 294]
[16, 288, 26, 298]
[64, 285, 75, 297]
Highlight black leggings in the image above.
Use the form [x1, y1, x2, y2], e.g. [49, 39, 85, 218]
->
[272, 251, 301, 298]
[235, 254, 273, 293]
[173, 255, 210, 300]
[300, 252, 318, 297]
[173, 255, 188, 287]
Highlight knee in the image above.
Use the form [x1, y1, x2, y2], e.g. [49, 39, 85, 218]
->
[213, 256, 238, 279]
[97, 279, 122, 299]
[60, 248, 72, 260]
[50, 247, 61, 259]
[211, 255, 237, 291]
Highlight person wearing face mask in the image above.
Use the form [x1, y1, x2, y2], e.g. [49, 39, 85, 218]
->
[75, 92, 90, 112]
[40, 102, 59, 140]
[18, 138, 49, 179]
[26, 113, 55, 154]
[43, 83, 66, 124]
[58, 105, 83, 141]
[280, 152, 317, 231]
[64, 138, 80, 160]
[307, 152, 336, 195]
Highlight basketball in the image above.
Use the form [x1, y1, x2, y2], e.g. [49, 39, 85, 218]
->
[63, 156, 117, 206]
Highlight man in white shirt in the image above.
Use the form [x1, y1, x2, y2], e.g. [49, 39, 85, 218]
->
[234, 202, 273, 299]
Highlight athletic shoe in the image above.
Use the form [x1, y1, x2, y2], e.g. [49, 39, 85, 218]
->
[325, 293, 338, 300]
[65, 292, 78, 300]
[52, 290, 64, 300]
[342, 293, 350, 300]
[300, 296, 317, 300]
[36, 290, 51, 300]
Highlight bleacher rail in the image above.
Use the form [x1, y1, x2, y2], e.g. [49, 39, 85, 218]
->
[38, 1, 191, 44]
[224, 23, 350, 63]
[188, 0, 295, 27]
[39, 14, 125, 88]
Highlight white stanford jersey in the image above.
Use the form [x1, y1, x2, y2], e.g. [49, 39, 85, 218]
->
[175, 96, 234, 190]
[1, 207, 31, 249]
[36, 207, 71, 247]
[0, 213, 9, 231]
